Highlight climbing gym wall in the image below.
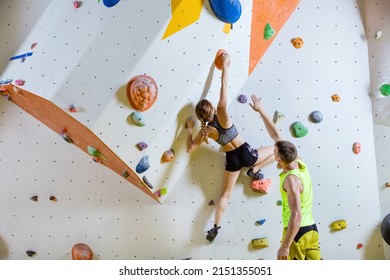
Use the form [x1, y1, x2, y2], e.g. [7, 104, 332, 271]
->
[364, 0, 390, 259]
[0, 0, 387, 260]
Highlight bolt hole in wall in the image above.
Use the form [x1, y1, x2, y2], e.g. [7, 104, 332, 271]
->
[0, 0, 389, 260]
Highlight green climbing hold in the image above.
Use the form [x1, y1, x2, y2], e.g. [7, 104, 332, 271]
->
[290, 121, 308, 138]
[264, 23, 275, 40]
[380, 84, 390, 96]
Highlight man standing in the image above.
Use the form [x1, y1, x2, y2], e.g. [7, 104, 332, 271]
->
[249, 95, 321, 260]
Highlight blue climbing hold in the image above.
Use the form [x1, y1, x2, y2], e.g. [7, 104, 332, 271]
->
[209, 0, 242, 24]
[136, 155, 150, 173]
[256, 219, 266, 225]
[103, 0, 120, 8]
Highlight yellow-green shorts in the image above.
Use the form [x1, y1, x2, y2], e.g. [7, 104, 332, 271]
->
[282, 224, 321, 260]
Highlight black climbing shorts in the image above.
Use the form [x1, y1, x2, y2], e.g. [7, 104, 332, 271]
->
[225, 142, 258, 172]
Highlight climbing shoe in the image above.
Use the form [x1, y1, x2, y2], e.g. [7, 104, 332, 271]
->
[206, 224, 221, 243]
[247, 168, 264, 180]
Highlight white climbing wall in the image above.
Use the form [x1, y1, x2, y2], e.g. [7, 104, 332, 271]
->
[364, 0, 390, 259]
[0, 0, 387, 260]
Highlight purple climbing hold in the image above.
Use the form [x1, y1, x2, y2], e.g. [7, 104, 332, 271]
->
[237, 94, 247, 103]
[136, 155, 150, 173]
[136, 142, 148, 151]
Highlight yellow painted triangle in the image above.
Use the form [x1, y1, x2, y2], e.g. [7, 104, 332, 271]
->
[162, 0, 204, 40]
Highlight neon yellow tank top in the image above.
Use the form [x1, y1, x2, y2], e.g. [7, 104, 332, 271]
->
[279, 159, 314, 228]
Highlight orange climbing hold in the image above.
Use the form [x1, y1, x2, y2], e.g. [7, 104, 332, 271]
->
[72, 243, 93, 260]
[352, 142, 361, 154]
[251, 178, 272, 194]
[126, 75, 158, 112]
[161, 149, 175, 162]
[291, 37, 304, 48]
[331, 94, 340, 102]
[214, 49, 228, 70]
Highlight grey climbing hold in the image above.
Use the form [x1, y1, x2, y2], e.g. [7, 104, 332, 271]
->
[136, 155, 150, 173]
[142, 175, 153, 189]
[290, 121, 308, 138]
[309, 111, 323, 123]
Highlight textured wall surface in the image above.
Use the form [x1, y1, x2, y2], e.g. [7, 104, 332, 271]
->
[0, 0, 387, 260]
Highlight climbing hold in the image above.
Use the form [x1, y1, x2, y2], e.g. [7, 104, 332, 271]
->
[136, 142, 148, 151]
[330, 219, 347, 231]
[237, 94, 247, 104]
[273, 110, 285, 124]
[136, 155, 150, 173]
[381, 213, 390, 246]
[72, 243, 93, 260]
[290, 121, 308, 138]
[291, 37, 304, 48]
[385, 182, 390, 187]
[309, 111, 323, 123]
[264, 23, 275, 40]
[161, 149, 175, 163]
[352, 142, 361, 154]
[121, 170, 129, 178]
[255, 219, 266, 225]
[73, 1, 81, 8]
[214, 49, 229, 70]
[356, 243, 363, 249]
[14, 79, 25, 86]
[93, 157, 102, 163]
[26, 250, 37, 257]
[31, 42, 37, 49]
[59, 130, 73, 144]
[130, 111, 146, 127]
[209, 0, 242, 24]
[251, 178, 272, 194]
[49, 196, 57, 201]
[154, 190, 161, 197]
[375, 30, 382, 39]
[251, 237, 269, 249]
[331, 94, 340, 102]
[276, 200, 282, 206]
[30, 195, 38, 202]
[103, 0, 120, 8]
[208, 200, 215, 206]
[127, 75, 158, 112]
[68, 104, 78, 113]
[380, 84, 390, 97]
[0, 79, 13, 85]
[87, 146, 107, 160]
[142, 176, 153, 189]
[154, 188, 167, 197]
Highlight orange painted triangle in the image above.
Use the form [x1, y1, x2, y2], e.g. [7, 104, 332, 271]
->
[249, 0, 301, 75]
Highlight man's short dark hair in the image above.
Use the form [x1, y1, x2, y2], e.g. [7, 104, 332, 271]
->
[275, 140, 297, 164]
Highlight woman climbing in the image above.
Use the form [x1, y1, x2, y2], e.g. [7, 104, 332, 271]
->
[185, 51, 275, 242]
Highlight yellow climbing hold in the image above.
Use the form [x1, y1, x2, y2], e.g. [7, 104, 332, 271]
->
[251, 237, 269, 249]
[330, 219, 347, 231]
